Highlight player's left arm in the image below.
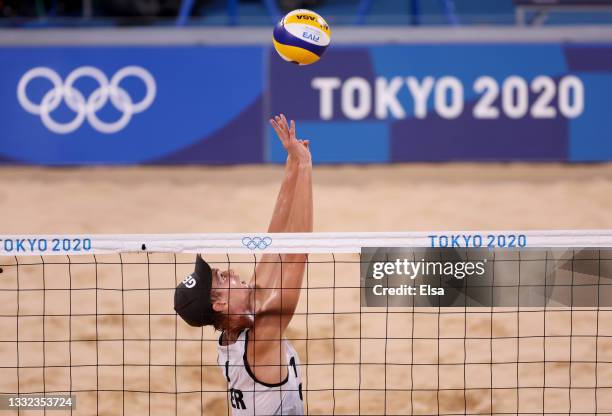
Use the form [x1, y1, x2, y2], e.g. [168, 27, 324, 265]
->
[251, 116, 312, 332]
[247, 116, 312, 384]
[266, 114, 301, 234]
[277, 158, 312, 327]
[250, 115, 311, 292]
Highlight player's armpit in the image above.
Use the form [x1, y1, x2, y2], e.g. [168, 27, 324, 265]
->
[245, 321, 289, 385]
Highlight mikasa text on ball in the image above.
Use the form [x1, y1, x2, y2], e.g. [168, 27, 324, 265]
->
[272, 9, 331, 66]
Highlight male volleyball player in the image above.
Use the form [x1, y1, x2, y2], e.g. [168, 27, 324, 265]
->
[174, 114, 312, 415]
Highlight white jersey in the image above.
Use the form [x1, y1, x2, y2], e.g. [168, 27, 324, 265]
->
[217, 329, 304, 415]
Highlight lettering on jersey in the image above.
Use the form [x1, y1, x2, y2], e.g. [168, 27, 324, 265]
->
[230, 388, 246, 410]
[298, 383, 303, 401]
[225, 360, 230, 382]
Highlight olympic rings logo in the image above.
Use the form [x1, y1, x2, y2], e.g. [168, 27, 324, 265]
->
[17, 66, 156, 134]
[242, 236, 273, 250]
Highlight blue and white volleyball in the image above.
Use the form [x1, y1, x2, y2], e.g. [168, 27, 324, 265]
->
[272, 9, 331, 66]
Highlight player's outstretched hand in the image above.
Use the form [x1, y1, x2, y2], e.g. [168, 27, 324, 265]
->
[269, 114, 311, 164]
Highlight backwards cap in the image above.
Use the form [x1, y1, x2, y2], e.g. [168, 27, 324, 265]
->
[173, 254, 217, 327]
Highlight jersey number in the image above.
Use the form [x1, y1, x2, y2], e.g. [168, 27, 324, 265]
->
[289, 356, 297, 377]
[289, 357, 303, 401]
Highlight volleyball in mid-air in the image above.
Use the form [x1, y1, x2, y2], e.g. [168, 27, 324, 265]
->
[272, 9, 331, 66]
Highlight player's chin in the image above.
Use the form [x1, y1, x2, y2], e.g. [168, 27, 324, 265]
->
[233, 288, 254, 308]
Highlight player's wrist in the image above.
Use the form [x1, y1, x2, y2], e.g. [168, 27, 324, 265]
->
[297, 160, 312, 168]
[286, 154, 297, 165]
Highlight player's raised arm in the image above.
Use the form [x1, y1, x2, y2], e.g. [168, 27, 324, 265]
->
[250, 114, 312, 329]
[252, 114, 312, 288]
[265, 114, 303, 233]
[267, 113, 312, 233]
[245, 114, 312, 385]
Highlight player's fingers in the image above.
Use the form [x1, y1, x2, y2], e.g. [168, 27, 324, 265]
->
[274, 117, 288, 135]
[270, 119, 280, 131]
[269, 120, 287, 144]
[280, 114, 289, 130]
[290, 120, 296, 139]
[274, 115, 286, 132]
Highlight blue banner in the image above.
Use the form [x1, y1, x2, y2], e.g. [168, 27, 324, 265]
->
[1, 43, 611, 164]
[269, 44, 612, 163]
[1, 46, 264, 164]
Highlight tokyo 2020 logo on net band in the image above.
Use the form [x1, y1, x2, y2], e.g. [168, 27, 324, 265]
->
[17, 66, 156, 134]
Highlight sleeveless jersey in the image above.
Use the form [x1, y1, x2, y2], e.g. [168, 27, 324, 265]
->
[217, 329, 304, 415]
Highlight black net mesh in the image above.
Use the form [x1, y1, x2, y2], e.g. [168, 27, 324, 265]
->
[0, 251, 610, 415]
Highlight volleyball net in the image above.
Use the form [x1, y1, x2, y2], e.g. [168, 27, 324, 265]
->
[1, 231, 611, 415]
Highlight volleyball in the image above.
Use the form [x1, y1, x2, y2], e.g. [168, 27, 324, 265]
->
[272, 9, 331, 66]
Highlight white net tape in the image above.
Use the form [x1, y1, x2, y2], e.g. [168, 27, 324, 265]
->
[2, 230, 612, 255]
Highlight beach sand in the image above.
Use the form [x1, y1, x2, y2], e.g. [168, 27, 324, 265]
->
[1, 164, 611, 415]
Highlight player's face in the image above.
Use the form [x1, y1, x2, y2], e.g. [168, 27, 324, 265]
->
[211, 268, 253, 316]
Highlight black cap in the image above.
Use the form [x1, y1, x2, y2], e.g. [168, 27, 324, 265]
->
[174, 254, 217, 327]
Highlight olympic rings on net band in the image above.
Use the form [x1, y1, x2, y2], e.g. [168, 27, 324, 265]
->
[242, 237, 273, 250]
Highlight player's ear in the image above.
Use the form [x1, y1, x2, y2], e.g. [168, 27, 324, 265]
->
[212, 301, 226, 312]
